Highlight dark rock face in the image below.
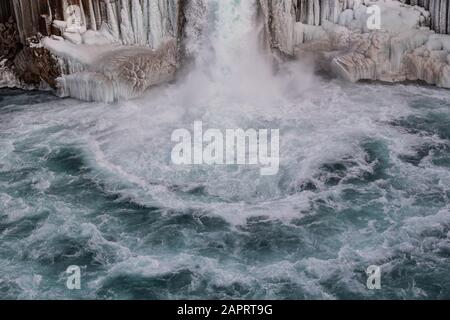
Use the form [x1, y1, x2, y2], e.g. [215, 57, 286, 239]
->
[0, 1, 58, 88]
[0, 17, 21, 64]
[13, 46, 61, 88]
[0, 15, 60, 89]
[10, 0, 53, 42]
[0, 0, 13, 22]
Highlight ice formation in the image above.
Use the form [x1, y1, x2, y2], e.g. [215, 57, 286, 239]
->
[43, 37, 178, 102]
[259, 0, 450, 88]
[1, 0, 450, 100]
[0, 0, 183, 102]
[8, 0, 181, 48]
[45, 0, 183, 102]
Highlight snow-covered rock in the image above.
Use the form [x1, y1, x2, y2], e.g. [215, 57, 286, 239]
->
[259, 0, 450, 88]
[2, 0, 184, 102]
[43, 37, 178, 103]
[405, 34, 450, 87]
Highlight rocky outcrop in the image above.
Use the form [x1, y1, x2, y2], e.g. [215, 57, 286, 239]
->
[0, 16, 27, 88]
[0, 14, 62, 90]
[0, 17, 20, 62]
[13, 44, 62, 88]
[0, 0, 13, 23]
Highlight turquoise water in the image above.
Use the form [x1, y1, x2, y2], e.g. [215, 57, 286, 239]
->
[1, 80, 449, 299]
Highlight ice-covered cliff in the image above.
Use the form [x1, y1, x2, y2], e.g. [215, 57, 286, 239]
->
[259, 0, 450, 88]
[1, 0, 450, 100]
[8, 0, 182, 48]
[1, 0, 184, 101]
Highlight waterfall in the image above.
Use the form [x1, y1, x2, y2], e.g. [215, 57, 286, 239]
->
[197, 0, 261, 77]
[180, 0, 282, 102]
[171, 0, 315, 115]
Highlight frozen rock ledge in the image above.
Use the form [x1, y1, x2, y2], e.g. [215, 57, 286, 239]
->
[0, 0, 184, 102]
[260, 0, 450, 89]
[43, 37, 178, 103]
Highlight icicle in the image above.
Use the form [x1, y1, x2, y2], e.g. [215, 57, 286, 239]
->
[79, 0, 87, 32]
[438, 0, 447, 34]
[330, 0, 340, 23]
[47, 0, 53, 21]
[313, 0, 320, 26]
[448, 0, 450, 35]
[88, 0, 97, 31]
[131, 0, 146, 46]
[320, 0, 329, 24]
[120, 0, 134, 45]
[106, 0, 120, 40]
[62, 0, 69, 20]
[307, 0, 314, 25]
[167, 0, 179, 36]
[93, 0, 102, 29]
[143, 0, 150, 44]
[148, 0, 164, 48]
